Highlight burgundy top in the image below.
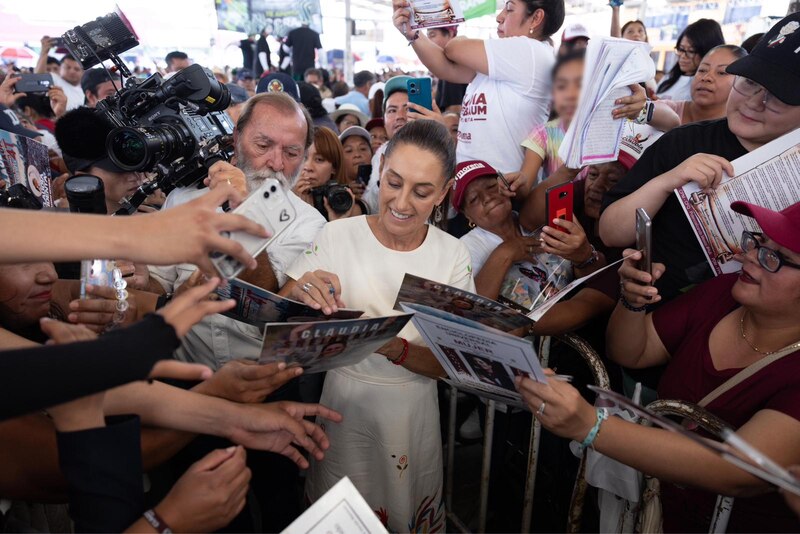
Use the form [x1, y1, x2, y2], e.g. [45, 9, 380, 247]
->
[652, 273, 800, 532]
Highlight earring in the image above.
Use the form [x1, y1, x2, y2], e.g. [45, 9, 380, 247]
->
[468, 220, 476, 229]
[529, 27, 534, 35]
[433, 204, 444, 224]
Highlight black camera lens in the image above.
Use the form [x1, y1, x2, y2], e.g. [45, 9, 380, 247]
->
[327, 184, 353, 214]
[65, 175, 106, 214]
[107, 124, 195, 171]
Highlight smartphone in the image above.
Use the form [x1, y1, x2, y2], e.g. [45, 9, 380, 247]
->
[16, 73, 53, 94]
[356, 164, 372, 185]
[635, 208, 652, 279]
[545, 181, 574, 233]
[210, 178, 296, 279]
[80, 259, 117, 299]
[406, 77, 432, 113]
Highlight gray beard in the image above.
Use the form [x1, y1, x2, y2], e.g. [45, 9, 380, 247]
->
[235, 141, 302, 192]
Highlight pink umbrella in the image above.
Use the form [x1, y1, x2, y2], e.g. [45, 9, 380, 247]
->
[0, 47, 36, 60]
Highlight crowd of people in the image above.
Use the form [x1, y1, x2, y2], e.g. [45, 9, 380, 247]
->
[1, 1, 799, 532]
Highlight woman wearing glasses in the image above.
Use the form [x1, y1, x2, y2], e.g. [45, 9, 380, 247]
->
[656, 18, 724, 101]
[517, 199, 800, 532]
[600, 12, 800, 303]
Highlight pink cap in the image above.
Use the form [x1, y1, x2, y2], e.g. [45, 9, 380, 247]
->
[451, 160, 497, 212]
[731, 201, 800, 254]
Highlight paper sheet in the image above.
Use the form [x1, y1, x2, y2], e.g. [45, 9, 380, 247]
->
[282, 477, 388, 534]
[407, 0, 465, 30]
[676, 128, 800, 275]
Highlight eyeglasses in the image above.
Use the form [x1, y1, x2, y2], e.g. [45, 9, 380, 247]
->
[674, 46, 698, 58]
[731, 76, 789, 113]
[740, 231, 800, 273]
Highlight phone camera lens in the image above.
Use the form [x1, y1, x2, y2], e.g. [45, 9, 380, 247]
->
[270, 185, 277, 193]
[263, 191, 270, 199]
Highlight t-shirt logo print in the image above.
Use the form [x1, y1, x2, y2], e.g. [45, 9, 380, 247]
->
[767, 21, 798, 47]
[461, 93, 488, 123]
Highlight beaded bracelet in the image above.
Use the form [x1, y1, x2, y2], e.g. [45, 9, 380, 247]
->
[107, 268, 129, 330]
[578, 408, 608, 452]
[619, 293, 647, 313]
[388, 337, 410, 365]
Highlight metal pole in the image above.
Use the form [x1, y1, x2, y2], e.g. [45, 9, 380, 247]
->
[344, 0, 354, 85]
[445, 384, 458, 512]
[478, 400, 496, 532]
[521, 336, 551, 532]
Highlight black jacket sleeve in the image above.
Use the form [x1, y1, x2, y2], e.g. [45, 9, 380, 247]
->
[0, 314, 179, 421]
[57, 415, 144, 533]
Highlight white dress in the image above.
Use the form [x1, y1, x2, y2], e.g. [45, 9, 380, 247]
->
[286, 216, 474, 532]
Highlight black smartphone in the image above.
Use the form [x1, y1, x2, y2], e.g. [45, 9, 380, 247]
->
[356, 164, 372, 185]
[16, 73, 53, 94]
[635, 207, 652, 280]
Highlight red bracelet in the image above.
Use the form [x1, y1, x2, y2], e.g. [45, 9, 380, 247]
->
[389, 337, 410, 365]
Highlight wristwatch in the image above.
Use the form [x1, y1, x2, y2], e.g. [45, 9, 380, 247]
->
[635, 100, 655, 124]
[574, 245, 599, 269]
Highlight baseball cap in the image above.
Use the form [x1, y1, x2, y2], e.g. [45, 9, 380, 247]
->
[257, 72, 301, 102]
[0, 105, 41, 139]
[365, 117, 384, 132]
[617, 123, 663, 170]
[236, 68, 254, 81]
[338, 126, 372, 147]
[726, 12, 800, 106]
[383, 76, 412, 108]
[368, 81, 385, 100]
[562, 23, 590, 43]
[330, 103, 369, 127]
[731, 201, 800, 254]
[225, 83, 249, 104]
[81, 68, 114, 94]
[451, 160, 497, 212]
[55, 107, 126, 174]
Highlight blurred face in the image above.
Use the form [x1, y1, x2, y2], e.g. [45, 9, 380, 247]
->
[337, 114, 360, 132]
[305, 73, 322, 87]
[732, 234, 800, 315]
[226, 102, 244, 124]
[496, 0, 537, 39]
[168, 58, 191, 72]
[461, 177, 512, 230]
[86, 167, 146, 214]
[676, 37, 701, 75]
[0, 262, 57, 330]
[342, 136, 372, 180]
[377, 143, 450, 242]
[46, 62, 60, 75]
[691, 48, 737, 109]
[320, 342, 346, 358]
[301, 142, 335, 188]
[726, 77, 800, 151]
[238, 77, 256, 94]
[235, 102, 307, 185]
[552, 59, 583, 123]
[622, 22, 647, 42]
[443, 113, 459, 144]
[583, 162, 625, 219]
[86, 81, 117, 108]
[384, 91, 408, 138]
[368, 126, 389, 152]
[427, 28, 454, 48]
[60, 58, 83, 85]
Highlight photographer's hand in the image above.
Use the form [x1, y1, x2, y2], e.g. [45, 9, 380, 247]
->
[324, 192, 356, 221]
[0, 74, 25, 108]
[205, 161, 248, 208]
[47, 86, 67, 118]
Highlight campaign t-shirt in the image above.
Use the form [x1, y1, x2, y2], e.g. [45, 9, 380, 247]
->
[286, 26, 321, 76]
[456, 37, 554, 173]
[601, 119, 747, 302]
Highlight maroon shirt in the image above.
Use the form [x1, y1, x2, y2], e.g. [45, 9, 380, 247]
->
[653, 273, 800, 532]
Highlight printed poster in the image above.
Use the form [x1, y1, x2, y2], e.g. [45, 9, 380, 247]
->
[408, 0, 465, 30]
[0, 128, 53, 207]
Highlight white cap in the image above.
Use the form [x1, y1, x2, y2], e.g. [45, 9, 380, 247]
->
[368, 81, 385, 100]
[562, 23, 590, 42]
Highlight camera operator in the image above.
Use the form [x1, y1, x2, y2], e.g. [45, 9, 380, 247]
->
[293, 127, 366, 220]
[81, 68, 117, 108]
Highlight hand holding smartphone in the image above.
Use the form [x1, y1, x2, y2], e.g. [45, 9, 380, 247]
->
[545, 181, 574, 233]
[406, 77, 432, 113]
[635, 208, 652, 281]
[15, 73, 54, 94]
[356, 164, 372, 186]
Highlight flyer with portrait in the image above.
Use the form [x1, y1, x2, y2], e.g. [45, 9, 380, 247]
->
[259, 314, 413, 374]
[408, 0, 465, 30]
[676, 128, 800, 275]
[0, 128, 53, 207]
[216, 277, 363, 327]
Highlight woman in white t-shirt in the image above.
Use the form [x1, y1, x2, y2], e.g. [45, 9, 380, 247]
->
[391, 0, 565, 173]
[656, 18, 724, 101]
[282, 120, 474, 533]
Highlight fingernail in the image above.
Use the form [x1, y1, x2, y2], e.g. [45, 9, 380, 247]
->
[68, 313, 77, 321]
[278, 362, 286, 370]
[40, 317, 54, 322]
[69, 301, 78, 309]
[226, 445, 237, 453]
[86, 285, 94, 293]
[201, 368, 213, 379]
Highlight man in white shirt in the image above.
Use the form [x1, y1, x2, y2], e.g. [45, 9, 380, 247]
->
[149, 92, 325, 369]
[35, 36, 85, 111]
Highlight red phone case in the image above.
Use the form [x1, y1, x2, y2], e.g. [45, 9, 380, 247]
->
[545, 182, 574, 233]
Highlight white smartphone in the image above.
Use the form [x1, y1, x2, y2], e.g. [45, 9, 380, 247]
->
[210, 178, 296, 279]
[80, 259, 117, 299]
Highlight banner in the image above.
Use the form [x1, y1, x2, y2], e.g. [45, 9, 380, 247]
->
[462, 0, 496, 20]
[215, 0, 323, 37]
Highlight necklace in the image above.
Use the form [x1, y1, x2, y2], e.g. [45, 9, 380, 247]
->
[739, 310, 800, 356]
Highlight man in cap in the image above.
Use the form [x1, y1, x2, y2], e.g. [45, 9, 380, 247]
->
[236, 68, 256, 97]
[256, 72, 301, 102]
[559, 22, 590, 57]
[81, 68, 117, 108]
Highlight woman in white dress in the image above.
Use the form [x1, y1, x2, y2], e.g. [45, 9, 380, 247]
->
[283, 120, 474, 532]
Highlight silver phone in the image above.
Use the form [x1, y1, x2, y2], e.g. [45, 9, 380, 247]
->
[635, 207, 652, 280]
[210, 178, 296, 279]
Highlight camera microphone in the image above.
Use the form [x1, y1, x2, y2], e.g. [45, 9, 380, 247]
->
[65, 175, 107, 214]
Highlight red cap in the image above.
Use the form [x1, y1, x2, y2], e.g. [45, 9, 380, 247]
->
[365, 118, 384, 132]
[451, 160, 497, 211]
[731, 201, 800, 254]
